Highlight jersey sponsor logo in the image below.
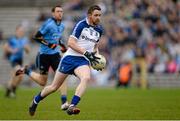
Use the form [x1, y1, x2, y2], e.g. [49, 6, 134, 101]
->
[81, 35, 98, 43]
[81, 28, 100, 43]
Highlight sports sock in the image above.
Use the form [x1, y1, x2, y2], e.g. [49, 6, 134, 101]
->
[61, 95, 67, 104]
[71, 95, 80, 106]
[5, 88, 11, 97]
[34, 92, 44, 104]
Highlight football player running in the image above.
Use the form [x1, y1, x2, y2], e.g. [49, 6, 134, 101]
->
[15, 5, 69, 110]
[4, 25, 30, 98]
[28, 5, 103, 116]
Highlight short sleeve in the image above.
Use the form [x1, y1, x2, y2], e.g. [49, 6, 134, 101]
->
[70, 22, 84, 40]
[39, 20, 50, 35]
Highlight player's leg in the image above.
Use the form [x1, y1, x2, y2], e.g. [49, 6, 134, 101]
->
[6, 61, 23, 98]
[15, 53, 49, 86]
[58, 81, 69, 110]
[6, 68, 20, 97]
[10, 66, 24, 87]
[50, 53, 69, 110]
[74, 65, 91, 97]
[29, 55, 80, 116]
[67, 65, 91, 115]
[29, 71, 68, 116]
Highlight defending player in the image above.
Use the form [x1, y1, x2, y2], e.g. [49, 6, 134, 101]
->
[15, 5, 69, 110]
[28, 5, 103, 116]
[4, 25, 30, 98]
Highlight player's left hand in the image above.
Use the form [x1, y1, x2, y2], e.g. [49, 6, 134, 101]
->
[58, 40, 67, 53]
[84, 51, 100, 65]
[60, 44, 67, 53]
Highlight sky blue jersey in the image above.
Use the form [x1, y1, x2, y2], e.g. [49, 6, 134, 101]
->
[8, 36, 29, 62]
[38, 17, 65, 54]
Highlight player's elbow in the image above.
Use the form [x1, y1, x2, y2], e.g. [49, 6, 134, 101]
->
[67, 37, 76, 48]
[36, 80, 46, 86]
[67, 40, 74, 48]
[39, 82, 46, 86]
[35, 31, 43, 38]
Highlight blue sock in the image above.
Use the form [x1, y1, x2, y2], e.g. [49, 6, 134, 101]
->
[61, 95, 67, 104]
[34, 92, 44, 104]
[71, 95, 80, 106]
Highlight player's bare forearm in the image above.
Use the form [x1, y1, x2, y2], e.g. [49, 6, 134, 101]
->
[94, 44, 99, 54]
[4, 43, 14, 53]
[67, 37, 86, 54]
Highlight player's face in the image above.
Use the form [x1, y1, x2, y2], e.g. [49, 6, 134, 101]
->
[16, 27, 24, 38]
[89, 10, 101, 26]
[53, 7, 63, 21]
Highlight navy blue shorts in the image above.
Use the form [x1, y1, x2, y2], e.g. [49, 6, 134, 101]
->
[36, 52, 61, 75]
[10, 59, 23, 67]
[58, 55, 90, 74]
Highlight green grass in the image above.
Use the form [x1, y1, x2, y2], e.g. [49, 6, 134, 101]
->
[0, 87, 180, 120]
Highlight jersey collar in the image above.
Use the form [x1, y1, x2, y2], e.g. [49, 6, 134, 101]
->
[52, 17, 61, 26]
[86, 17, 98, 28]
[86, 17, 90, 25]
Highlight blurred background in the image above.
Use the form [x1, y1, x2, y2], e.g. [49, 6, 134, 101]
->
[0, 0, 180, 89]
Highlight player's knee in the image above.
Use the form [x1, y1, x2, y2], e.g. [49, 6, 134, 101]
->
[50, 85, 59, 92]
[39, 82, 46, 86]
[39, 78, 47, 86]
[81, 76, 90, 82]
[17, 75, 23, 79]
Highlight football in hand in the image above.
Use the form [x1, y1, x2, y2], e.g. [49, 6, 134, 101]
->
[91, 54, 106, 71]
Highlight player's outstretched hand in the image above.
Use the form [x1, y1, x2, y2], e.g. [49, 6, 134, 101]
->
[58, 40, 67, 53]
[59, 43, 67, 53]
[84, 51, 100, 65]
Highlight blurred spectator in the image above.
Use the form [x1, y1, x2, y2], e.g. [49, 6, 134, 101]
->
[63, 0, 83, 11]
[116, 61, 132, 88]
[37, 11, 49, 22]
[106, 0, 179, 76]
[0, 0, 179, 87]
[37, 8, 50, 23]
[3, 25, 30, 98]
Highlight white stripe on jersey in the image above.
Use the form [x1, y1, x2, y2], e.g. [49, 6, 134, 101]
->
[70, 35, 78, 41]
[72, 19, 84, 37]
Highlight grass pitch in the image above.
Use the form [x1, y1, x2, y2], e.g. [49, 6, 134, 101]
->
[0, 87, 180, 120]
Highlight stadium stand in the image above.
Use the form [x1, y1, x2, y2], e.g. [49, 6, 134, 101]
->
[0, 8, 40, 38]
[0, 0, 180, 88]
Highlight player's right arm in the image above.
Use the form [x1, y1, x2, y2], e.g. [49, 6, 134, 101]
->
[68, 37, 99, 64]
[33, 19, 57, 49]
[67, 36, 86, 54]
[68, 21, 100, 64]
[33, 31, 57, 49]
[3, 43, 12, 53]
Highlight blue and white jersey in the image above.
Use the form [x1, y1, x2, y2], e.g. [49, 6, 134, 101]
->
[8, 36, 29, 62]
[39, 17, 65, 54]
[64, 18, 103, 57]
